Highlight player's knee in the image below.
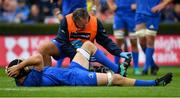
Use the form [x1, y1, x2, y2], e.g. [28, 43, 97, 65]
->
[83, 41, 92, 46]
[38, 41, 59, 56]
[82, 41, 95, 51]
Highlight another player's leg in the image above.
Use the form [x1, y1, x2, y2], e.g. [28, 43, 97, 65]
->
[135, 23, 148, 75]
[146, 29, 159, 75]
[37, 40, 62, 66]
[135, 13, 151, 75]
[113, 30, 125, 73]
[145, 15, 161, 75]
[127, 15, 141, 75]
[129, 35, 141, 75]
[113, 15, 125, 65]
[113, 30, 124, 64]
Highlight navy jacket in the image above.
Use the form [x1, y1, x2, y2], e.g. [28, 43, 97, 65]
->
[55, 18, 122, 59]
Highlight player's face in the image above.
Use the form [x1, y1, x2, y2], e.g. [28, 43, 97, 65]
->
[75, 17, 89, 29]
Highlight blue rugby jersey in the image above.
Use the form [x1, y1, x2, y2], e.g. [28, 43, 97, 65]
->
[114, 0, 136, 15]
[23, 66, 75, 86]
[136, 0, 161, 16]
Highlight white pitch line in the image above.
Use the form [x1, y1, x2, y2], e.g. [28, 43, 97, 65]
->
[0, 88, 43, 91]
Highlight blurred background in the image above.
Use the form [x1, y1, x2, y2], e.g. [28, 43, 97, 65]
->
[0, 0, 180, 67]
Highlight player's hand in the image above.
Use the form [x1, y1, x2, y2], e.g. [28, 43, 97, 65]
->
[120, 52, 132, 60]
[6, 65, 20, 78]
[131, 4, 136, 10]
[151, 3, 166, 13]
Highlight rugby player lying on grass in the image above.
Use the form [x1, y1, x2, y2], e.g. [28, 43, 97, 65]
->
[6, 41, 172, 86]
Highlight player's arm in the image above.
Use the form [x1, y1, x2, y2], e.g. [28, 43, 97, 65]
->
[151, 0, 173, 13]
[95, 19, 122, 56]
[7, 53, 44, 77]
[55, 18, 76, 59]
[107, 0, 117, 12]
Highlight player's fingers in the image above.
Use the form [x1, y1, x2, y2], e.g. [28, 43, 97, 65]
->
[8, 71, 12, 77]
[7, 68, 11, 74]
[9, 72, 16, 77]
[7, 68, 14, 77]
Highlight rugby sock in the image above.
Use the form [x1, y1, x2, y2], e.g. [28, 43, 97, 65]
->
[93, 49, 119, 73]
[143, 48, 154, 72]
[146, 48, 155, 68]
[132, 51, 139, 69]
[55, 59, 63, 67]
[134, 80, 156, 86]
[114, 56, 120, 64]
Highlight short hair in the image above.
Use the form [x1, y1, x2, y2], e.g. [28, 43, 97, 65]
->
[72, 8, 89, 22]
[8, 59, 30, 86]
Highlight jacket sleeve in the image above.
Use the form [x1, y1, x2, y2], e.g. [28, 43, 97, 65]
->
[54, 18, 76, 59]
[95, 19, 122, 56]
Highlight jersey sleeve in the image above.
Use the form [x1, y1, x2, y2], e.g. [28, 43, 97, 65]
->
[23, 69, 42, 86]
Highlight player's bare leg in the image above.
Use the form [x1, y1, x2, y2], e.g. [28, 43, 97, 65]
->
[146, 30, 159, 75]
[37, 40, 60, 66]
[129, 34, 141, 75]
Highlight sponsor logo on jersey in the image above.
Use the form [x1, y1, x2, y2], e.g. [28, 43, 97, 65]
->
[70, 32, 91, 40]
[149, 25, 154, 29]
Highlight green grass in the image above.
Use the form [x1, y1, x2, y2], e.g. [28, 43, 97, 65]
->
[0, 67, 180, 97]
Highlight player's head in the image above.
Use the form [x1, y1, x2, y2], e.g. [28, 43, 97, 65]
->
[72, 8, 90, 29]
[6, 59, 30, 86]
